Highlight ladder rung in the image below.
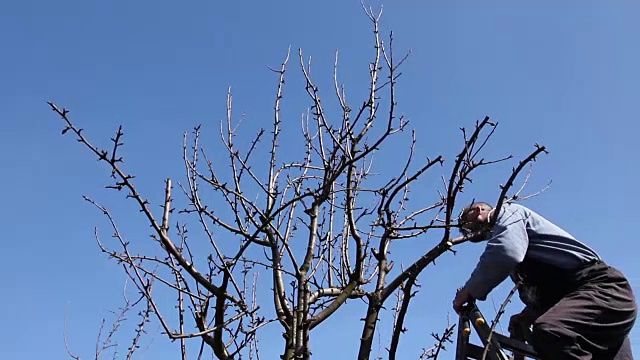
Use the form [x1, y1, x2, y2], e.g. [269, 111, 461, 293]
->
[492, 333, 539, 359]
[464, 344, 486, 359]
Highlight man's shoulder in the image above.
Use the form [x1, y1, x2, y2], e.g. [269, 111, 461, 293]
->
[503, 202, 529, 211]
[494, 202, 531, 226]
[500, 202, 530, 215]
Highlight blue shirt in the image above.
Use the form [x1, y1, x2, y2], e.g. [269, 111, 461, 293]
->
[464, 203, 600, 301]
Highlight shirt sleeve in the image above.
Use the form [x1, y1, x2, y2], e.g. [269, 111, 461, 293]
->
[463, 206, 529, 300]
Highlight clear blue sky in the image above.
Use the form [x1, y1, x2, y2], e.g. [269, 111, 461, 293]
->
[2, 0, 639, 359]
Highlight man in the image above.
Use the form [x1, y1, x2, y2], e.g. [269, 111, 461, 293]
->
[452, 201, 637, 359]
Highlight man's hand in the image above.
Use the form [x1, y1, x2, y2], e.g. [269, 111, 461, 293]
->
[452, 286, 474, 314]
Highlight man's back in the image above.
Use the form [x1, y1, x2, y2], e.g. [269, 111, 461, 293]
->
[498, 203, 600, 269]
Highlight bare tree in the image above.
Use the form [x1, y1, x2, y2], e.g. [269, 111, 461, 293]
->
[52, 6, 546, 360]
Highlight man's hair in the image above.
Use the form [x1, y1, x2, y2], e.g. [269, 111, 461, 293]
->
[458, 201, 494, 237]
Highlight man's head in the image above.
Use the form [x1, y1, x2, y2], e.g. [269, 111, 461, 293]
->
[458, 201, 494, 241]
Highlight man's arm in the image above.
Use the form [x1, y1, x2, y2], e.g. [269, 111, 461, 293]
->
[463, 208, 529, 300]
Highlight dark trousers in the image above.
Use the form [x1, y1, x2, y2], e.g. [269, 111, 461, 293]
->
[517, 260, 637, 359]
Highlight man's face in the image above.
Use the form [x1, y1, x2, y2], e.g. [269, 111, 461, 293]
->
[464, 203, 492, 225]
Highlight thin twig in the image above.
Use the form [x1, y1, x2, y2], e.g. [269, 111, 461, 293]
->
[481, 281, 523, 360]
